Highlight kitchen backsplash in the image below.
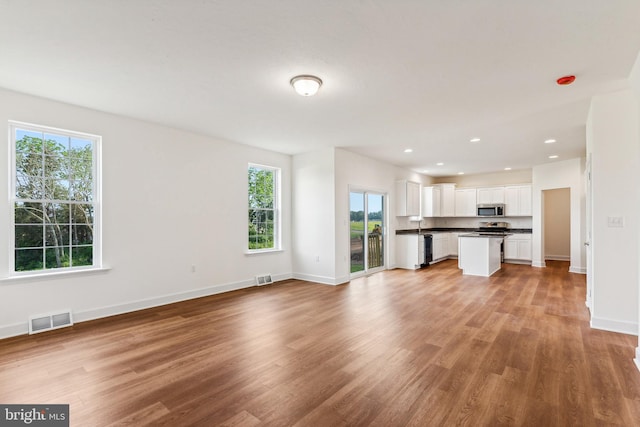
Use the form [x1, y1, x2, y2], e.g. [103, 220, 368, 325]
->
[394, 216, 532, 230]
[433, 216, 533, 229]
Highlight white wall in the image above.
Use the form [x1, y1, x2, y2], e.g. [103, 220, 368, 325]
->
[0, 87, 293, 338]
[629, 50, 640, 367]
[291, 148, 337, 284]
[434, 169, 532, 187]
[531, 158, 585, 273]
[586, 88, 639, 335]
[334, 148, 431, 281]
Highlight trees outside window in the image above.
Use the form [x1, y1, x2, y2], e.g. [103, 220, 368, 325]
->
[10, 122, 100, 273]
[248, 164, 279, 250]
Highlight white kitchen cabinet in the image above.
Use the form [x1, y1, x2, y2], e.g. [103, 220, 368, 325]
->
[423, 184, 455, 217]
[395, 234, 424, 269]
[448, 233, 460, 256]
[395, 180, 421, 216]
[432, 233, 449, 262]
[505, 185, 532, 216]
[422, 186, 441, 217]
[455, 188, 477, 217]
[459, 235, 503, 276]
[477, 187, 505, 204]
[440, 184, 456, 217]
[504, 233, 532, 262]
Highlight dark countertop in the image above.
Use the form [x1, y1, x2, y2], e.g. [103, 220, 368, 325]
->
[395, 228, 533, 235]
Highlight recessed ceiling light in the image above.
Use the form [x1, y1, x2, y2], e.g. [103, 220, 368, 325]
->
[436, 162, 444, 166]
[290, 75, 323, 96]
[504, 167, 512, 171]
[549, 155, 559, 159]
[470, 138, 481, 143]
[404, 148, 413, 153]
[544, 139, 556, 144]
[458, 172, 464, 175]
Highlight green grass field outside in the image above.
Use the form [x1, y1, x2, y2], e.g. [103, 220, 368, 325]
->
[350, 220, 382, 237]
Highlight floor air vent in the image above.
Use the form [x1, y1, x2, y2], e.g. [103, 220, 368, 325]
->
[29, 310, 73, 334]
[255, 274, 273, 286]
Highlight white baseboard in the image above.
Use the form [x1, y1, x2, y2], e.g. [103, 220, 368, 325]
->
[545, 255, 570, 261]
[591, 316, 638, 336]
[569, 266, 586, 274]
[292, 272, 345, 286]
[0, 273, 294, 340]
[635, 347, 640, 373]
[532, 261, 546, 268]
[0, 322, 30, 339]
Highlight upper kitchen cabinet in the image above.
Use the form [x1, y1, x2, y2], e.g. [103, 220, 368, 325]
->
[423, 183, 455, 217]
[505, 185, 532, 216]
[476, 187, 505, 204]
[440, 184, 456, 217]
[422, 186, 441, 217]
[395, 180, 421, 216]
[454, 188, 477, 216]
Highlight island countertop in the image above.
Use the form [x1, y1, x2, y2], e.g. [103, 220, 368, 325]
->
[396, 228, 531, 235]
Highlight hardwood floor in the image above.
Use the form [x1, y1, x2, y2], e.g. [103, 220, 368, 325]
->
[1, 260, 639, 426]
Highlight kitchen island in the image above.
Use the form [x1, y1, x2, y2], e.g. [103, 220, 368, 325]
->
[458, 233, 504, 277]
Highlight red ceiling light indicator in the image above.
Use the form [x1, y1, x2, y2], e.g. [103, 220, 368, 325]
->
[556, 75, 576, 85]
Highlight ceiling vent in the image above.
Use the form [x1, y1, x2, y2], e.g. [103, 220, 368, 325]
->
[29, 310, 73, 334]
[255, 274, 273, 286]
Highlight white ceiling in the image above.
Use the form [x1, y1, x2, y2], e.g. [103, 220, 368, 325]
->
[2, 1, 640, 176]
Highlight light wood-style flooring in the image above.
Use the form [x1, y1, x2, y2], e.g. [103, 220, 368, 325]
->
[1, 260, 639, 426]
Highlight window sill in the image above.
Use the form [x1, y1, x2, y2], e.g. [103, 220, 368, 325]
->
[245, 248, 284, 256]
[0, 266, 111, 283]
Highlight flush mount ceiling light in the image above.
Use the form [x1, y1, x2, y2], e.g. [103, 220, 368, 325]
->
[470, 138, 481, 143]
[544, 139, 556, 144]
[404, 148, 413, 153]
[290, 75, 323, 96]
[436, 162, 444, 166]
[549, 155, 559, 159]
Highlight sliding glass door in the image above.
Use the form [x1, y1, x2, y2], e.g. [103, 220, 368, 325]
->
[350, 191, 385, 276]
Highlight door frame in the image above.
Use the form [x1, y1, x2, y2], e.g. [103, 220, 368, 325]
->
[349, 187, 387, 279]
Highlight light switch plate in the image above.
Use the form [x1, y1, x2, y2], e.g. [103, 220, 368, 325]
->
[607, 216, 624, 228]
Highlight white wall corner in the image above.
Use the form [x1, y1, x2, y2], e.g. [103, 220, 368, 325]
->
[635, 347, 640, 372]
[585, 297, 592, 313]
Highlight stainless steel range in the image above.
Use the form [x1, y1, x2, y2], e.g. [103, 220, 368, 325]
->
[475, 221, 511, 236]
[475, 222, 511, 261]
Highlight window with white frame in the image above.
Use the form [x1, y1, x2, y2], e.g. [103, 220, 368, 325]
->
[248, 164, 280, 251]
[9, 121, 101, 274]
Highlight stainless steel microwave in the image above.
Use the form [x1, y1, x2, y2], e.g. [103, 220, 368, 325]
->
[477, 204, 505, 217]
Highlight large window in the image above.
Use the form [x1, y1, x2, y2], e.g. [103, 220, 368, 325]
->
[248, 164, 279, 251]
[10, 122, 101, 274]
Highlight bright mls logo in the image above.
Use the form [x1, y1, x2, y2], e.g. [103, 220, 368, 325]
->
[0, 405, 68, 426]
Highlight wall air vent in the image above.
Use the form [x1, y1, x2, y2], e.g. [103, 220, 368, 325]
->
[255, 274, 273, 286]
[29, 310, 73, 334]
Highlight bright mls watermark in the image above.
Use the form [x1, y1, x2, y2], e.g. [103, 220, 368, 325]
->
[0, 405, 68, 426]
